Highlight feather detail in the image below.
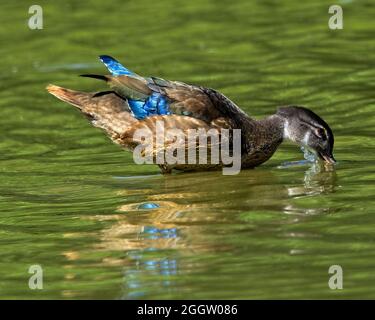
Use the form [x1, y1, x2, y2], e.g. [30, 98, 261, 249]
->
[99, 55, 135, 76]
[46, 84, 137, 146]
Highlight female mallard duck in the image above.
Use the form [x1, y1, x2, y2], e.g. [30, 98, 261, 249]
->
[47, 55, 335, 173]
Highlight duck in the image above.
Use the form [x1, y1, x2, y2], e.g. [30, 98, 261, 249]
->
[46, 55, 335, 174]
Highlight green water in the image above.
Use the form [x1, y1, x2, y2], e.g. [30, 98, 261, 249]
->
[0, 0, 374, 299]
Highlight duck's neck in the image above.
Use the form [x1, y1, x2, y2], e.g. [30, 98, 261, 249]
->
[255, 114, 285, 140]
[242, 114, 286, 159]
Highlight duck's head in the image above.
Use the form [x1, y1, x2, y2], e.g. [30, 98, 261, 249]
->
[277, 106, 336, 164]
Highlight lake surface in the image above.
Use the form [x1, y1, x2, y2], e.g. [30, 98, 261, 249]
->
[0, 0, 374, 299]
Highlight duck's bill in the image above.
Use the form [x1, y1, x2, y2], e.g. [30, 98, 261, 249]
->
[318, 151, 336, 164]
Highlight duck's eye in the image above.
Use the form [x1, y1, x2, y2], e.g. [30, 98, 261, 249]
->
[315, 128, 327, 141]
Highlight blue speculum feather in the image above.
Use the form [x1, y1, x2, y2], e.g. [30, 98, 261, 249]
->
[99, 55, 170, 120]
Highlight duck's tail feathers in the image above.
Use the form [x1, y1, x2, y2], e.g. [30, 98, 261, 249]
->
[46, 84, 92, 109]
[46, 84, 138, 145]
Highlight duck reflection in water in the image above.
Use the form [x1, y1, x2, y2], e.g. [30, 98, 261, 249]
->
[87, 163, 337, 298]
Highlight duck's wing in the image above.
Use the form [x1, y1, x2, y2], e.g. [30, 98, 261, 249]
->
[47, 84, 220, 150]
[81, 55, 250, 129]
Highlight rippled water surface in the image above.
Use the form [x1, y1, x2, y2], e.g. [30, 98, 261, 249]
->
[0, 0, 374, 299]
